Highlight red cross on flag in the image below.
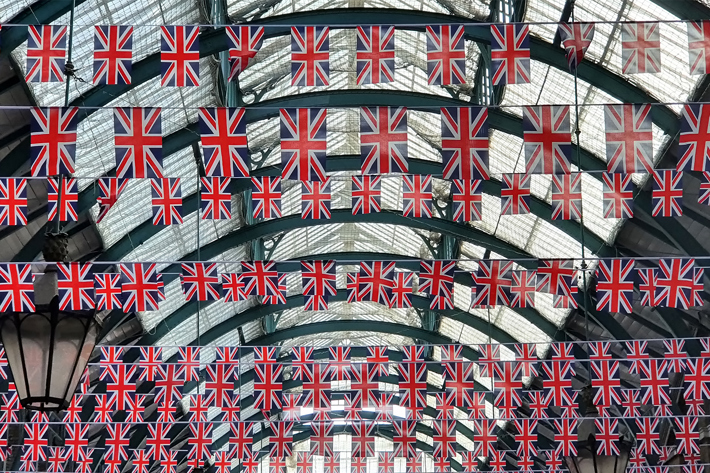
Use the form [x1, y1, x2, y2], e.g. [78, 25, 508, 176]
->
[679, 104, 710, 171]
[302, 260, 337, 310]
[310, 421, 333, 456]
[30, 106, 78, 176]
[602, 173, 634, 218]
[537, 259, 575, 296]
[26, 25, 67, 83]
[621, 22, 661, 74]
[47, 177, 78, 222]
[358, 261, 394, 305]
[397, 361, 427, 419]
[58, 262, 95, 310]
[403, 175, 432, 218]
[0, 263, 34, 312]
[241, 261, 280, 296]
[352, 175, 381, 214]
[114, 107, 163, 178]
[280, 108, 327, 181]
[510, 270, 536, 308]
[551, 173, 582, 221]
[302, 179, 331, 219]
[523, 105, 571, 174]
[389, 272, 413, 308]
[426, 25, 466, 85]
[393, 421, 417, 458]
[201, 176, 231, 220]
[226, 26, 263, 80]
[652, 170, 683, 217]
[291, 26, 329, 86]
[0, 178, 28, 226]
[356, 26, 395, 84]
[433, 420, 457, 459]
[441, 106, 489, 180]
[558, 23, 595, 71]
[251, 177, 282, 219]
[120, 263, 162, 312]
[160, 25, 200, 86]
[491, 24, 530, 85]
[151, 178, 183, 225]
[473, 260, 512, 307]
[199, 107, 249, 177]
[604, 103, 653, 173]
[451, 179, 482, 222]
[95, 273, 121, 310]
[181, 262, 221, 301]
[360, 106, 408, 174]
[254, 346, 283, 412]
[595, 258, 635, 313]
[637, 267, 658, 306]
[501, 173, 531, 215]
[656, 258, 695, 308]
[419, 260, 455, 310]
[93, 25, 133, 85]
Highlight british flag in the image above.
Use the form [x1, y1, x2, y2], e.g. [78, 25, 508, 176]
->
[291, 346, 314, 381]
[554, 276, 578, 309]
[473, 260, 512, 307]
[114, 107, 163, 178]
[426, 25, 465, 85]
[302, 260, 337, 309]
[701, 172, 710, 205]
[389, 272, 414, 308]
[26, 25, 67, 83]
[675, 417, 700, 455]
[637, 267, 658, 306]
[419, 260, 455, 310]
[120, 263, 162, 312]
[199, 107, 249, 177]
[30, 107, 78, 176]
[523, 105, 571, 174]
[558, 23, 595, 71]
[281, 108, 327, 181]
[0, 264, 34, 312]
[360, 106, 408, 174]
[403, 175, 432, 218]
[652, 170, 683, 217]
[621, 22, 661, 74]
[595, 258, 634, 313]
[269, 422, 293, 458]
[537, 260, 575, 296]
[96, 177, 128, 223]
[254, 347, 283, 412]
[551, 173, 582, 220]
[151, 178, 183, 225]
[358, 261, 394, 305]
[352, 175, 381, 214]
[93, 25, 132, 85]
[57, 262, 95, 310]
[398, 361, 427, 419]
[441, 107, 489, 180]
[201, 176, 231, 220]
[222, 273, 247, 301]
[291, 26, 329, 86]
[226, 26, 263, 80]
[242, 261, 280, 296]
[678, 104, 710, 171]
[433, 420, 457, 459]
[252, 177, 282, 219]
[181, 262, 221, 301]
[604, 103, 653, 174]
[302, 179, 331, 219]
[510, 270, 536, 308]
[656, 258, 695, 308]
[160, 25, 199, 86]
[693, 268, 705, 307]
[601, 173, 634, 218]
[95, 273, 122, 310]
[501, 173, 531, 215]
[688, 21, 710, 75]
[263, 275, 286, 305]
[346, 273, 359, 302]
[0, 178, 27, 226]
[356, 26, 395, 84]
[47, 177, 78, 221]
[451, 179, 482, 222]
[491, 24, 530, 85]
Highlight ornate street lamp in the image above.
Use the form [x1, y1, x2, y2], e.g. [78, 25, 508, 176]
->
[0, 233, 102, 411]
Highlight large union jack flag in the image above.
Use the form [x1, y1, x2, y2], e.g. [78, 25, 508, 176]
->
[360, 106, 408, 174]
[602, 173, 633, 218]
[251, 177, 282, 219]
[491, 24, 530, 85]
[523, 105, 571, 174]
[95, 273, 122, 310]
[302, 260, 337, 310]
[604, 104, 653, 173]
[356, 26, 395, 85]
[291, 26, 329, 86]
[0, 264, 34, 312]
[402, 175, 432, 218]
[226, 26, 263, 80]
[652, 170, 683, 217]
[26, 25, 67, 83]
[242, 261, 280, 296]
[426, 25, 465, 85]
[656, 258, 695, 309]
[473, 260, 513, 307]
[558, 23, 595, 71]
[352, 175, 381, 214]
[451, 179, 482, 222]
[201, 177, 231, 220]
[688, 20, 710, 75]
[151, 178, 183, 225]
[420, 260, 455, 310]
[30, 106, 78, 176]
[281, 108, 327, 181]
[120, 263, 162, 312]
[621, 22, 661, 74]
[93, 25, 132, 85]
[302, 179, 331, 220]
[595, 259, 635, 313]
[254, 347, 283, 412]
[48, 177, 78, 222]
[678, 104, 710, 171]
[510, 270, 536, 308]
[160, 25, 200, 87]
[358, 261, 394, 305]
[97, 177, 128, 223]
[114, 107, 163, 178]
[58, 263, 95, 310]
[0, 178, 28, 226]
[501, 173, 531, 215]
[199, 107, 249, 177]
[537, 260, 575, 296]
[441, 107, 489, 180]
[182, 263, 221, 302]
[551, 173, 582, 221]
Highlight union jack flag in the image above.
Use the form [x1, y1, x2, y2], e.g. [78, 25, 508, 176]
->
[537, 260, 575, 296]
[291, 346, 314, 382]
[419, 260, 455, 310]
[398, 361, 427, 418]
[346, 273, 358, 302]
[188, 422, 212, 465]
[636, 267, 658, 306]
[57, 262, 94, 310]
[451, 179, 481, 222]
[328, 346, 351, 381]
[96, 177, 128, 223]
[47, 177, 78, 221]
[0, 178, 27, 225]
[201, 176, 231, 220]
[114, 107, 163, 178]
[473, 260, 512, 307]
[182, 262, 221, 301]
[501, 173, 531, 215]
[351, 421, 376, 455]
[403, 175, 432, 218]
[302, 260, 337, 309]
[523, 105, 571, 174]
[693, 268, 705, 307]
[291, 26, 329, 86]
[95, 273, 121, 310]
[595, 258, 634, 313]
[656, 258, 695, 308]
[491, 24, 530, 85]
[222, 273, 247, 302]
[251, 177, 282, 219]
[30, 106, 78, 176]
[441, 107, 489, 180]
[358, 261, 394, 305]
[199, 107, 249, 177]
[26, 25, 67, 83]
[310, 421, 333, 456]
[228, 421, 253, 460]
[602, 173, 633, 218]
[281, 108, 327, 181]
[621, 22, 661, 74]
[0, 264, 34, 312]
[688, 21, 710, 75]
[433, 420, 457, 458]
[242, 261, 280, 296]
[604, 103, 653, 173]
[554, 279, 578, 308]
[675, 417, 700, 455]
[700, 172, 710, 205]
[263, 273, 287, 305]
[160, 25, 199, 86]
[254, 347, 283, 412]
[652, 170, 683, 217]
[151, 178, 183, 225]
[389, 272, 413, 308]
[360, 106, 408, 174]
[426, 25, 465, 85]
[551, 173, 582, 221]
[302, 179, 331, 219]
[269, 422, 293, 458]
[226, 26, 263, 80]
[558, 23, 595, 71]
[678, 104, 710, 171]
[352, 175, 381, 214]
[120, 263, 162, 312]
[356, 26, 395, 84]
[93, 25, 132, 85]
[510, 270, 536, 308]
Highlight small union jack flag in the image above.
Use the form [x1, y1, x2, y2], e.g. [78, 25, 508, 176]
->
[359, 261, 394, 305]
[302, 260, 337, 309]
[346, 273, 358, 302]
[93, 25, 132, 85]
[58, 263, 95, 310]
[595, 259, 635, 313]
[360, 106, 408, 174]
[291, 26, 329, 86]
[523, 105, 571, 174]
[652, 170, 683, 217]
[48, 177, 78, 222]
[426, 25, 465, 85]
[120, 263, 162, 312]
[678, 104, 710, 171]
[96, 177, 128, 223]
[114, 107, 163, 178]
[352, 176, 381, 214]
[693, 268, 705, 307]
[281, 108, 327, 181]
[554, 278, 578, 308]
[356, 26, 395, 84]
[151, 178, 182, 225]
[537, 260, 575, 296]
[182, 263, 221, 302]
[473, 260, 512, 307]
[0, 178, 28, 226]
[302, 179, 331, 219]
[551, 173, 582, 221]
[602, 173, 634, 218]
[637, 268, 658, 307]
[501, 173, 531, 215]
[688, 20, 710, 75]
[700, 172, 710, 205]
[0, 264, 34, 312]
[26, 25, 67, 83]
[491, 24, 530, 85]
[199, 107, 249, 177]
[226, 26, 263, 80]
[242, 261, 280, 296]
[441, 106, 489, 180]
[656, 258, 695, 309]
[419, 260, 455, 310]
[402, 175, 432, 218]
[621, 22, 661, 74]
[160, 25, 200, 86]
[389, 272, 413, 308]
[30, 107, 78, 176]
[201, 177, 231, 220]
[222, 273, 247, 302]
[604, 103, 653, 173]
[451, 179, 482, 222]
[251, 177, 282, 219]
[510, 270, 536, 308]
[95, 273, 121, 310]
[558, 23, 595, 71]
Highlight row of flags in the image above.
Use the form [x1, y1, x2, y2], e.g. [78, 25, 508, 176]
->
[0, 258, 703, 313]
[12, 21, 710, 85]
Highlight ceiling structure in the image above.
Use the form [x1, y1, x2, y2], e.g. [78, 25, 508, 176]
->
[1, 0, 710, 470]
